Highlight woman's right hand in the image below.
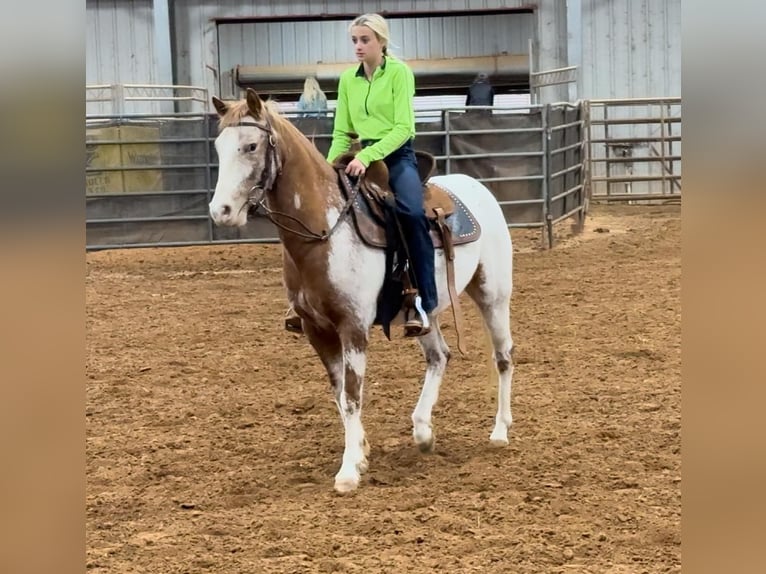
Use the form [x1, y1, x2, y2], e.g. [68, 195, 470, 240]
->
[345, 158, 367, 177]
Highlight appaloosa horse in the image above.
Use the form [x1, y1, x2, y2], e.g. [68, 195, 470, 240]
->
[209, 89, 514, 493]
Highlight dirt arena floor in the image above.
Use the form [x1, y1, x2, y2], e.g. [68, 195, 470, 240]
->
[86, 204, 681, 573]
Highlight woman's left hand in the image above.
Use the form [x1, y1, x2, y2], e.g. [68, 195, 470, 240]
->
[345, 158, 367, 177]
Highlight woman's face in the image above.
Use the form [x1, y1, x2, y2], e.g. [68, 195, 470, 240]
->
[351, 25, 383, 64]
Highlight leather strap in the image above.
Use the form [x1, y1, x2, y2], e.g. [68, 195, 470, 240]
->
[433, 207, 467, 354]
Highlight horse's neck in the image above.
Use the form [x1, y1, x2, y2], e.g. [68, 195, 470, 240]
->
[268, 132, 343, 252]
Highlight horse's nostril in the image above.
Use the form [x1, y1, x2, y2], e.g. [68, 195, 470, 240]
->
[222, 205, 231, 216]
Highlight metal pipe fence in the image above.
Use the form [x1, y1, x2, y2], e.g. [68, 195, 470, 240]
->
[86, 103, 587, 250]
[585, 97, 682, 202]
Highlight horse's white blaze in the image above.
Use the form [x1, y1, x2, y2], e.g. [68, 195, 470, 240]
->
[209, 128, 252, 226]
[293, 191, 301, 210]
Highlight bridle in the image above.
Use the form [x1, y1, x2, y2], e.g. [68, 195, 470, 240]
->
[232, 120, 360, 241]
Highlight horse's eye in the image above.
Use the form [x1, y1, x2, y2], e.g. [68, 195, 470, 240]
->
[247, 143, 257, 152]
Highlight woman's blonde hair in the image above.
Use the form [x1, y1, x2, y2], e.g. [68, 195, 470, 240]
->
[349, 13, 391, 55]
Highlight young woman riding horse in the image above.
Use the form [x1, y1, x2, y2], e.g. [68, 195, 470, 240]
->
[285, 13, 436, 337]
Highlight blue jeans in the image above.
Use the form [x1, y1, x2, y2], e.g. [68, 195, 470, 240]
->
[378, 140, 438, 314]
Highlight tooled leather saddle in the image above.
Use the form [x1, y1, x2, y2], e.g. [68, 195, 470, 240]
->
[333, 151, 481, 250]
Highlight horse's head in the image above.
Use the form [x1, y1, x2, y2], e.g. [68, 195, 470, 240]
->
[209, 88, 282, 227]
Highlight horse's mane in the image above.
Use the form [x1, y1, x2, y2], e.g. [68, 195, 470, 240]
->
[217, 99, 288, 130]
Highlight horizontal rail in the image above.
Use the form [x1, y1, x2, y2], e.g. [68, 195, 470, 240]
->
[444, 127, 545, 135]
[589, 117, 682, 126]
[444, 151, 544, 160]
[86, 189, 211, 198]
[86, 137, 212, 145]
[589, 136, 682, 144]
[86, 164, 210, 172]
[86, 237, 280, 251]
[86, 113, 211, 120]
[479, 175, 545, 183]
[591, 193, 682, 202]
[87, 215, 210, 224]
[497, 198, 545, 206]
[591, 175, 681, 183]
[591, 155, 682, 164]
[508, 221, 545, 229]
[589, 97, 682, 105]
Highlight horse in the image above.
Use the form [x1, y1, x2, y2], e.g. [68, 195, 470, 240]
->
[208, 88, 515, 493]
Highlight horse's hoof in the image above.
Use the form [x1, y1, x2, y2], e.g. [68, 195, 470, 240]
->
[489, 432, 509, 447]
[413, 427, 436, 454]
[417, 438, 435, 453]
[334, 475, 360, 494]
[490, 425, 510, 447]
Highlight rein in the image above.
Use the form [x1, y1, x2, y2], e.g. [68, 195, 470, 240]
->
[235, 120, 360, 242]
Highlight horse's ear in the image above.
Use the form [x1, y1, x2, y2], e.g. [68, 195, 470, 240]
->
[245, 88, 263, 117]
[212, 96, 228, 117]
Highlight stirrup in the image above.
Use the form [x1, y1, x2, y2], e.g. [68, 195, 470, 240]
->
[403, 295, 431, 338]
[284, 307, 303, 334]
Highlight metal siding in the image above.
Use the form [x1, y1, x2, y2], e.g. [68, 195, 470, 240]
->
[87, 0, 156, 85]
[86, 0, 158, 114]
[581, 0, 681, 99]
[218, 12, 533, 72]
[88, 0, 681, 103]
[174, 0, 534, 97]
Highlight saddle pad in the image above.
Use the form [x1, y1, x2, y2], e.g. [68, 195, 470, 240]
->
[345, 181, 482, 250]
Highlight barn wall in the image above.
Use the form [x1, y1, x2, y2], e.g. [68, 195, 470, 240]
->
[172, 0, 539, 101]
[86, 0, 157, 86]
[85, 0, 682, 108]
[217, 13, 535, 97]
[579, 0, 681, 99]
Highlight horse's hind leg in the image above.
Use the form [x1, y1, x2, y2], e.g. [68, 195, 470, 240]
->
[412, 322, 450, 452]
[466, 272, 514, 446]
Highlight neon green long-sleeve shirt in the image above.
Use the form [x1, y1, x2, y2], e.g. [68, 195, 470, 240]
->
[326, 56, 416, 167]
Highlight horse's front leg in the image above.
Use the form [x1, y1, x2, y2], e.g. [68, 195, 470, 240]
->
[333, 326, 370, 493]
[303, 322, 369, 493]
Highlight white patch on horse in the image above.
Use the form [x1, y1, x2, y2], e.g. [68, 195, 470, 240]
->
[293, 191, 301, 210]
[335, 387, 366, 493]
[325, 206, 383, 331]
[343, 348, 367, 380]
